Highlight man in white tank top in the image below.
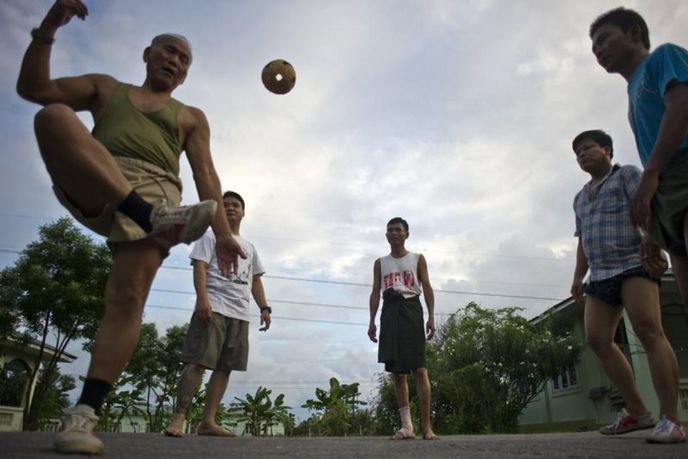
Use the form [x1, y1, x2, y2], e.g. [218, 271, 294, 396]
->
[368, 217, 439, 440]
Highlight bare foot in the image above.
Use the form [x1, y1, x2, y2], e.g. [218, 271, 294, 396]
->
[390, 428, 415, 440]
[162, 426, 184, 437]
[423, 432, 439, 440]
[197, 424, 236, 437]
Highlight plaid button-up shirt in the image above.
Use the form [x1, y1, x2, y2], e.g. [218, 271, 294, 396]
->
[574, 164, 643, 281]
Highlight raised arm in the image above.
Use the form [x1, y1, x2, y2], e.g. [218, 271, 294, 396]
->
[182, 106, 246, 275]
[16, 0, 111, 110]
[367, 258, 381, 343]
[417, 254, 435, 340]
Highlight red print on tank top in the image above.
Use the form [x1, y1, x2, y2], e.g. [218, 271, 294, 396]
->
[383, 271, 416, 290]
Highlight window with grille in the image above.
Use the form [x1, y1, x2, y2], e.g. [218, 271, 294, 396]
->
[552, 365, 578, 392]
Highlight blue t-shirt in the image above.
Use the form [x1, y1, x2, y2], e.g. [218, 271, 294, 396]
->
[627, 43, 688, 166]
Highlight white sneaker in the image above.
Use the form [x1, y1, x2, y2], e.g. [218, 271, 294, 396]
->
[599, 409, 654, 435]
[646, 416, 687, 444]
[149, 200, 217, 245]
[54, 404, 104, 454]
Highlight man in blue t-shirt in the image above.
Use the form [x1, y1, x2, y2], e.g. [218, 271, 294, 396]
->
[589, 7, 688, 444]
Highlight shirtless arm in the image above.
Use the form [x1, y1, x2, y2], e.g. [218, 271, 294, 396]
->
[182, 106, 246, 275]
[368, 258, 381, 342]
[417, 254, 435, 340]
[16, 0, 115, 112]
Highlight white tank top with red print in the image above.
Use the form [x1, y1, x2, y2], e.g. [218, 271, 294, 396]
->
[380, 252, 422, 299]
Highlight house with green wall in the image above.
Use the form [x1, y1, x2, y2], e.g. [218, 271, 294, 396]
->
[0, 334, 76, 432]
[519, 271, 688, 432]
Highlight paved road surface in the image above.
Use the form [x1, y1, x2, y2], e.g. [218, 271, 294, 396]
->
[1, 430, 687, 458]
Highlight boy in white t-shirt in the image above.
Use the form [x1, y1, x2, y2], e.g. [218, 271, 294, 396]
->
[164, 191, 272, 437]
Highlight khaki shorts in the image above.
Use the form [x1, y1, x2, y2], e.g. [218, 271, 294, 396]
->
[649, 150, 688, 256]
[53, 156, 182, 250]
[181, 312, 249, 372]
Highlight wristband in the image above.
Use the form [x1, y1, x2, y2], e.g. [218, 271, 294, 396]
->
[31, 27, 55, 44]
[260, 306, 272, 314]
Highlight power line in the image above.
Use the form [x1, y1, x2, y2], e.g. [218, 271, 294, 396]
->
[158, 267, 564, 301]
[153, 289, 364, 311]
[1, 247, 566, 302]
[145, 305, 368, 326]
[149, 290, 453, 317]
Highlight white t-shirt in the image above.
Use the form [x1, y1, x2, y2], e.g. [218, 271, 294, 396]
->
[189, 230, 265, 322]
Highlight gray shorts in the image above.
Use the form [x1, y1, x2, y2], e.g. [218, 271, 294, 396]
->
[181, 312, 249, 372]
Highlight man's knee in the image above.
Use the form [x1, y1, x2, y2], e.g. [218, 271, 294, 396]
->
[413, 368, 428, 379]
[34, 103, 75, 133]
[187, 364, 207, 376]
[585, 332, 614, 353]
[392, 373, 407, 385]
[633, 320, 664, 345]
[105, 275, 148, 311]
[106, 249, 160, 312]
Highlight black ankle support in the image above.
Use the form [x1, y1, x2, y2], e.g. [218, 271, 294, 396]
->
[77, 378, 113, 414]
[117, 191, 153, 232]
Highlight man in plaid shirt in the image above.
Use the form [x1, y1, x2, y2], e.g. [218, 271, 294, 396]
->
[570, 129, 684, 443]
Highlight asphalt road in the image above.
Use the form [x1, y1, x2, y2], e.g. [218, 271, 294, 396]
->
[1, 430, 687, 458]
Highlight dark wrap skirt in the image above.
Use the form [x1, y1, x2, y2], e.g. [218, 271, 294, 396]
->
[378, 288, 426, 374]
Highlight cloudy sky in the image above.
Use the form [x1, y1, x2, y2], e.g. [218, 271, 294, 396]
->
[2, 0, 687, 420]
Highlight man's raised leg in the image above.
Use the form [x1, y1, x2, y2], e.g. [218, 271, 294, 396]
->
[34, 103, 131, 216]
[34, 104, 216, 244]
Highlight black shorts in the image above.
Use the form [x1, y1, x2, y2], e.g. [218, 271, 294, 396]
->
[649, 149, 688, 256]
[584, 266, 660, 307]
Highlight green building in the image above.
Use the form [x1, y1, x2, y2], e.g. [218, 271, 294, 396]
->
[519, 271, 688, 432]
[0, 335, 76, 431]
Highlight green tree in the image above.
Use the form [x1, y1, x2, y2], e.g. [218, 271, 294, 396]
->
[385, 302, 580, 434]
[181, 385, 207, 433]
[96, 374, 145, 432]
[370, 373, 400, 435]
[0, 217, 111, 430]
[301, 377, 367, 436]
[121, 322, 188, 433]
[30, 366, 76, 431]
[233, 386, 291, 436]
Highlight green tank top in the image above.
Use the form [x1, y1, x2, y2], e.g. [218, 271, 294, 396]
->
[93, 83, 183, 176]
